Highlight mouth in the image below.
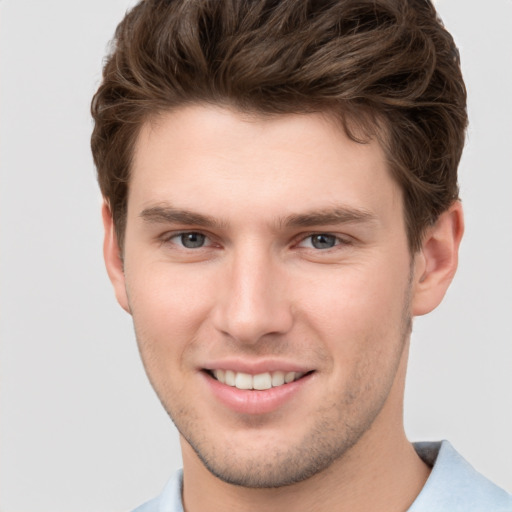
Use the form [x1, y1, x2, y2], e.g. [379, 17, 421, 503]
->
[202, 366, 315, 414]
[206, 369, 312, 390]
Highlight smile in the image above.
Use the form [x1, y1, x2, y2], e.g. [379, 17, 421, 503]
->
[210, 369, 307, 390]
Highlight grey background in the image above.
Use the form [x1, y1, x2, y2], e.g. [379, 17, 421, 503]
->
[0, 0, 511, 510]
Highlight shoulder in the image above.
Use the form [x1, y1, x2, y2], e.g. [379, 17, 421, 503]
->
[409, 440, 512, 512]
[131, 469, 184, 512]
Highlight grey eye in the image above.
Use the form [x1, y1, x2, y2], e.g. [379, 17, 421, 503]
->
[180, 232, 206, 248]
[310, 234, 337, 249]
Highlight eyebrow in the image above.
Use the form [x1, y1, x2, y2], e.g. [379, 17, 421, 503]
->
[280, 207, 377, 228]
[140, 205, 226, 229]
[141, 204, 376, 232]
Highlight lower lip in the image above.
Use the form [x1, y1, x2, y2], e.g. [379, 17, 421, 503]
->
[202, 371, 313, 415]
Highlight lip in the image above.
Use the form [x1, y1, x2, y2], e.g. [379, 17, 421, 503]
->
[201, 369, 314, 415]
[202, 358, 311, 375]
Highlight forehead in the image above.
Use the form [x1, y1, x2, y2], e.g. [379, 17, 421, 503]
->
[129, 105, 401, 225]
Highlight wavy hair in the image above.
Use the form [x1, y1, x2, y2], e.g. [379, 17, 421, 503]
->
[91, 0, 467, 251]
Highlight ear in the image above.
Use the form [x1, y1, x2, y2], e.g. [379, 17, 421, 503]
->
[102, 202, 131, 314]
[411, 201, 464, 316]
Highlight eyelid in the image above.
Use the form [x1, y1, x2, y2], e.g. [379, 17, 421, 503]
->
[158, 229, 353, 250]
[160, 230, 216, 248]
[295, 232, 352, 248]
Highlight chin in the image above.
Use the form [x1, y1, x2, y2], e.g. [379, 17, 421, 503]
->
[177, 410, 373, 489]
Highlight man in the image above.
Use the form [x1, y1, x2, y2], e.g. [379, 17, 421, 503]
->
[90, 0, 512, 510]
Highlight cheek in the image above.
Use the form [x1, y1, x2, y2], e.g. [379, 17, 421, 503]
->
[295, 260, 411, 372]
[125, 262, 216, 364]
[302, 269, 410, 412]
[300, 262, 409, 333]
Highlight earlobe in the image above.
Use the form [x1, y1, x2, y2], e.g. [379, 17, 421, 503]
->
[102, 202, 131, 314]
[411, 201, 464, 316]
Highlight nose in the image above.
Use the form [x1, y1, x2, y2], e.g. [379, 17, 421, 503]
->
[212, 246, 293, 345]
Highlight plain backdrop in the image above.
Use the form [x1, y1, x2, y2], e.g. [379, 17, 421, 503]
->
[1, 1, 511, 510]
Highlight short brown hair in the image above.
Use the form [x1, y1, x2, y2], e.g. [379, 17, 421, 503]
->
[91, 0, 467, 251]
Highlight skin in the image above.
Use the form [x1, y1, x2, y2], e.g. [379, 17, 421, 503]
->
[103, 105, 464, 512]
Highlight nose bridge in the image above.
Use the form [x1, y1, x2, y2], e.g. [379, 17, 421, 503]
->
[213, 241, 292, 344]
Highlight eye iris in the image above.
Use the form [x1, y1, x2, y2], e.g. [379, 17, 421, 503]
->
[311, 234, 336, 249]
[181, 233, 205, 248]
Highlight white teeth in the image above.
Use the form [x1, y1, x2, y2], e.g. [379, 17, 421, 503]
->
[271, 371, 285, 387]
[235, 372, 253, 390]
[253, 373, 272, 390]
[284, 371, 296, 384]
[225, 370, 236, 386]
[211, 370, 306, 390]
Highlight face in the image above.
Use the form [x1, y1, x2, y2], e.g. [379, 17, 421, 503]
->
[114, 105, 418, 487]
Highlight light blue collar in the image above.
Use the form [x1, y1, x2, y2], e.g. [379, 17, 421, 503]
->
[133, 440, 512, 512]
[408, 440, 512, 511]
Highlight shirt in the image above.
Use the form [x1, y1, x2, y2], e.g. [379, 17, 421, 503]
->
[133, 440, 512, 512]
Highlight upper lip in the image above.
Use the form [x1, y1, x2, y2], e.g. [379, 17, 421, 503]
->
[201, 358, 313, 375]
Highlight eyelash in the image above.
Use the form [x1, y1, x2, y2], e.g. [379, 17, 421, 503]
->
[296, 233, 352, 250]
[160, 231, 352, 251]
[161, 231, 215, 249]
